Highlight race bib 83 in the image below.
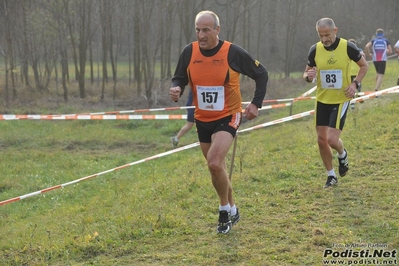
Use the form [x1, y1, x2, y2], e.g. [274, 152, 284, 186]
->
[320, 69, 343, 89]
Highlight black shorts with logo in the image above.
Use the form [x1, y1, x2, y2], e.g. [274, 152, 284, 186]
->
[195, 114, 241, 143]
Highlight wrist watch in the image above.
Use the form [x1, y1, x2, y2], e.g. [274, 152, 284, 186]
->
[353, 80, 360, 89]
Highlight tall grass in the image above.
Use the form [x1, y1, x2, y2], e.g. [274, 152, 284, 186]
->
[0, 59, 398, 265]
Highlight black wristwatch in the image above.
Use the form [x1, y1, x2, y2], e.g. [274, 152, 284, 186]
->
[353, 80, 360, 89]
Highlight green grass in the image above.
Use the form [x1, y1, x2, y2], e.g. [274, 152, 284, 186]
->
[0, 60, 399, 265]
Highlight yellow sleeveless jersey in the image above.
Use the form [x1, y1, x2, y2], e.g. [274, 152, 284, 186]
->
[188, 41, 242, 122]
[315, 39, 351, 104]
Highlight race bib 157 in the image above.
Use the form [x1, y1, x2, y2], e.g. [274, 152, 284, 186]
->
[196, 85, 225, 111]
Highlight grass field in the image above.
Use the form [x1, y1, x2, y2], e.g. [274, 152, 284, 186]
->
[0, 59, 398, 265]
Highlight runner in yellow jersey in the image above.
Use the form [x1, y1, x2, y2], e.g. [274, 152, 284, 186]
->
[303, 18, 368, 188]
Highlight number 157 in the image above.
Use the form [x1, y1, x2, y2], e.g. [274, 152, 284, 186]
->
[200, 92, 218, 103]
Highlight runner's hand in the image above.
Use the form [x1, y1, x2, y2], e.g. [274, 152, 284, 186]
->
[169, 86, 181, 102]
[244, 103, 258, 120]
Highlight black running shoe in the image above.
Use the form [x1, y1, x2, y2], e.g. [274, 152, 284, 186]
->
[338, 149, 349, 177]
[231, 208, 241, 226]
[217, 210, 232, 234]
[324, 175, 338, 188]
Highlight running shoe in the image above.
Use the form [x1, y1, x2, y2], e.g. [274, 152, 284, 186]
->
[170, 137, 179, 149]
[231, 208, 241, 226]
[324, 175, 338, 188]
[217, 210, 232, 234]
[338, 149, 349, 177]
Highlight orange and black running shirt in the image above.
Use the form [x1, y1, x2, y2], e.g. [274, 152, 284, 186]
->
[172, 40, 268, 122]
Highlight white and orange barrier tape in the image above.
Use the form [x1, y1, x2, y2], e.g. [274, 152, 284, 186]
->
[356, 88, 399, 97]
[0, 142, 200, 206]
[7, 86, 398, 121]
[1, 86, 398, 206]
[2, 86, 399, 121]
[259, 102, 292, 110]
[239, 110, 315, 133]
[299, 85, 317, 97]
[67, 105, 195, 115]
[0, 114, 188, 121]
[0, 101, 295, 121]
[0, 105, 196, 121]
[242, 96, 316, 105]
[0, 108, 317, 206]
[351, 86, 399, 104]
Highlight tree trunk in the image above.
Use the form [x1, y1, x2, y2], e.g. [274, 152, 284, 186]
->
[133, 0, 141, 96]
[21, 2, 30, 87]
[100, 0, 110, 101]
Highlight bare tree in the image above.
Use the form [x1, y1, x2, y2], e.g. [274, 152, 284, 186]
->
[0, 0, 398, 107]
[63, 0, 96, 99]
[20, 2, 31, 87]
[21, 2, 57, 92]
[99, 0, 110, 101]
[137, 0, 163, 107]
[132, 0, 141, 96]
[282, 0, 312, 78]
[42, 0, 70, 102]
[160, 1, 178, 80]
[2, 0, 17, 103]
[108, 1, 128, 100]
